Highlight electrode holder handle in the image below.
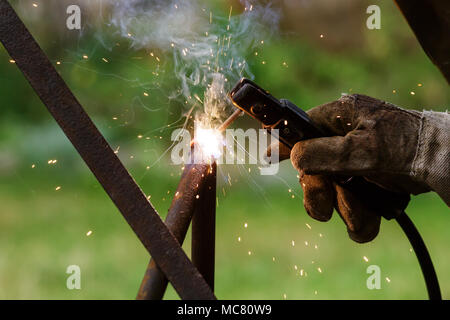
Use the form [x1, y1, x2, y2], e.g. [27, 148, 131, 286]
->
[229, 78, 410, 219]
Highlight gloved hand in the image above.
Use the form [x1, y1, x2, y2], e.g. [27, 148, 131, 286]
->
[268, 94, 449, 243]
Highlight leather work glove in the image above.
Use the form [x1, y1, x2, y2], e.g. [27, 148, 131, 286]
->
[268, 94, 450, 243]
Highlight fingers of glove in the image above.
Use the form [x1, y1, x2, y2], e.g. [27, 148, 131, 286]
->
[300, 172, 334, 222]
[305, 94, 387, 136]
[334, 183, 381, 243]
[290, 132, 378, 176]
[265, 140, 291, 163]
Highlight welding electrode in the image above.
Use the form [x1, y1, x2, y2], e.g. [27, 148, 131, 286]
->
[190, 109, 242, 148]
[217, 109, 243, 132]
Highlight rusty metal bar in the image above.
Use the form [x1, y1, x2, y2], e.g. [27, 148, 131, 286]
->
[136, 162, 212, 300]
[0, 0, 214, 300]
[192, 162, 217, 290]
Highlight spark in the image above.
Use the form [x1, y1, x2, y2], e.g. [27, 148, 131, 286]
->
[56, 61, 61, 65]
[193, 94, 203, 104]
[196, 195, 200, 199]
[238, 236, 241, 242]
[31, 164, 35, 168]
[86, 230, 93, 236]
[306, 223, 311, 229]
[317, 267, 322, 273]
[143, 92, 149, 97]
[55, 186, 61, 191]
[9, 59, 15, 63]
[319, 233, 323, 238]
[244, 223, 248, 228]
[32, 3, 38, 7]
[248, 251, 252, 255]
[304, 241, 308, 246]
[283, 293, 287, 300]
[137, 135, 143, 139]
[385, 277, 391, 283]
[272, 257, 276, 262]
[393, 89, 397, 93]
[363, 256, 369, 262]
[291, 240, 295, 246]
[82, 55, 88, 59]
[102, 58, 109, 63]
[410, 91, 415, 95]
[300, 269, 304, 276]
[320, 34, 324, 38]
[417, 83, 423, 87]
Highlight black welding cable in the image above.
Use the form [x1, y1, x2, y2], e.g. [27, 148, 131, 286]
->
[396, 211, 441, 300]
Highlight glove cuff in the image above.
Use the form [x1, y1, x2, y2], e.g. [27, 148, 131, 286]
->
[411, 110, 450, 206]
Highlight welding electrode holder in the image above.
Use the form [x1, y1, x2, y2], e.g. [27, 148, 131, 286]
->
[229, 78, 441, 300]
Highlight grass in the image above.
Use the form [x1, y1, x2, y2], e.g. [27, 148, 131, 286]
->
[0, 154, 448, 299]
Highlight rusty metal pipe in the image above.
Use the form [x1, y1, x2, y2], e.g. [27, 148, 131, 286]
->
[192, 162, 217, 290]
[136, 162, 212, 299]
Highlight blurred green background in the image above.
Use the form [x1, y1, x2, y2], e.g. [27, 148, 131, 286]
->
[0, 0, 449, 299]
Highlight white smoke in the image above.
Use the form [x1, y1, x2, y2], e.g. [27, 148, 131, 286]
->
[107, 0, 280, 127]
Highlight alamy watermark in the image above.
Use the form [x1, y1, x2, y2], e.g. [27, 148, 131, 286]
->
[66, 5, 81, 30]
[66, 265, 81, 290]
[366, 5, 381, 30]
[366, 265, 381, 290]
[171, 127, 280, 175]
